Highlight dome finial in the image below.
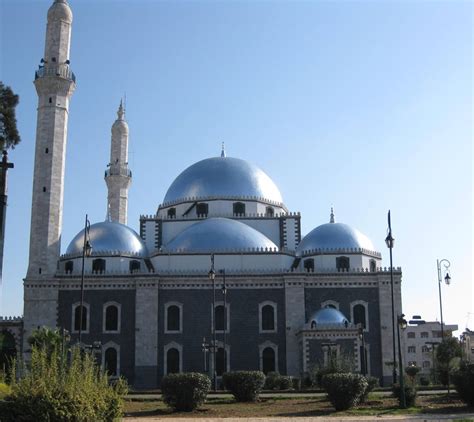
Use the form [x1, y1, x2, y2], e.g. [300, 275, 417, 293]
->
[221, 142, 226, 158]
[117, 99, 125, 120]
[330, 206, 335, 223]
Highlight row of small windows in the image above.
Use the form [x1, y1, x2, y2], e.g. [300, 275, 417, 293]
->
[409, 345, 434, 354]
[407, 332, 430, 339]
[65, 259, 141, 274]
[73, 303, 120, 333]
[165, 302, 276, 333]
[165, 345, 276, 375]
[408, 360, 431, 369]
[304, 258, 377, 272]
[167, 204, 275, 218]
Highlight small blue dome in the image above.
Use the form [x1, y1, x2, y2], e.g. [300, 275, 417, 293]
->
[297, 222, 375, 255]
[163, 217, 278, 253]
[162, 156, 284, 206]
[66, 221, 148, 257]
[310, 308, 349, 326]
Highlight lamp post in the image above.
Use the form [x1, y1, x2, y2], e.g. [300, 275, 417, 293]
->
[436, 259, 451, 339]
[220, 269, 227, 374]
[358, 325, 366, 376]
[208, 254, 217, 391]
[201, 337, 210, 372]
[385, 210, 397, 385]
[397, 314, 407, 408]
[78, 214, 92, 344]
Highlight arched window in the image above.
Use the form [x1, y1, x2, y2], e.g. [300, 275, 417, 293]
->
[304, 259, 314, 272]
[265, 206, 274, 217]
[196, 203, 208, 217]
[167, 208, 176, 218]
[167, 348, 180, 374]
[233, 202, 246, 216]
[336, 256, 350, 272]
[65, 260, 73, 274]
[129, 260, 140, 273]
[214, 305, 225, 331]
[262, 347, 275, 375]
[104, 347, 118, 376]
[369, 259, 376, 272]
[353, 304, 366, 329]
[261, 305, 275, 331]
[167, 305, 180, 332]
[92, 258, 106, 273]
[105, 305, 119, 332]
[216, 347, 227, 376]
[73, 304, 88, 332]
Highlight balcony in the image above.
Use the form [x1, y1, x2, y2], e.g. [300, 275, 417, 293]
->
[35, 65, 76, 82]
[105, 166, 132, 178]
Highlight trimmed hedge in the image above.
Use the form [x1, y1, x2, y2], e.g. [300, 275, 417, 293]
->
[161, 372, 211, 412]
[264, 372, 293, 391]
[223, 371, 265, 402]
[360, 376, 379, 403]
[321, 373, 368, 411]
[392, 383, 417, 407]
[452, 362, 474, 406]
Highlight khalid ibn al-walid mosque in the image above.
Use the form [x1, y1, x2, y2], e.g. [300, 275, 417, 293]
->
[20, 0, 403, 388]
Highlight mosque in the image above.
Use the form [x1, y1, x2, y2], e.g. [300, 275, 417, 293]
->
[19, 0, 403, 388]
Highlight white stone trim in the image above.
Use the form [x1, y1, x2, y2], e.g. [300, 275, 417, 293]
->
[102, 341, 120, 378]
[164, 301, 183, 334]
[350, 300, 369, 331]
[164, 341, 183, 374]
[211, 301, 230, 333]
[259, 301, 277, 333]
[102, 301, 121, 334]
[71, 302, 89, 334]
[321, 300, 339, 310]
[259, 340, 279, 373]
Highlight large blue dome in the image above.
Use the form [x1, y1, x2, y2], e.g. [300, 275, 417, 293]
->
[65, 221, 148, 257]
[162, 156, 284, 206]
[297, 222, 375, 255]
[163, 217, 278, 253]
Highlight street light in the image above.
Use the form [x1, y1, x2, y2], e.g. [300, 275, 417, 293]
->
[436, 259, 451, 339]
[397, 314, 408, 408]
[79, 214, 92, 344]
[220, 269, 227, 375]
[358, 325, 366, 376]
[208, 254, 217, 391]
[385, 210, 397, 385]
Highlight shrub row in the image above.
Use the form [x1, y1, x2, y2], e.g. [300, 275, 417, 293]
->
[321, 373, 368, 410]
[264, 372, 293, 391]
[223, 371, 266, 402]
[161, 372, 211, 411]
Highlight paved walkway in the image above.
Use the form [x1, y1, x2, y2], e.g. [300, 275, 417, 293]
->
[124, 414, 474, 421]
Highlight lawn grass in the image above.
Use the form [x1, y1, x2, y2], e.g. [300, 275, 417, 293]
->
[123, 393, 474, 419]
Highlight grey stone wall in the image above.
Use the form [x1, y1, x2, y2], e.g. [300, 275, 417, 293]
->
[57, 289, 136, 383]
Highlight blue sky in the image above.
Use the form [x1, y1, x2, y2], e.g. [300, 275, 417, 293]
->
[0, 0, 472, 333]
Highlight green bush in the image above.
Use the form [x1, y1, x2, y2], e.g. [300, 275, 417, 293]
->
[321, 373, 368, 411]
[0, 382, 10, 399]
[419, 377, 430, 387]
[291, 377, 301, 391]
[311, 351, 355, 387]
[278, 375, 293, 390]
[392, 383, 417, 407]
[452, 362, 474, 406]
[161, 372, 210, 412]
[0, 346, 128, 422]
[223, 371, 265, 402]
[264, 371, 280, 390]
[360, 376, 379, 403]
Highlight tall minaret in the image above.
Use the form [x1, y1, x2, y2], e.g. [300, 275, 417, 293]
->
[27, 0, 75, 278]
[104, 101, 131, 225]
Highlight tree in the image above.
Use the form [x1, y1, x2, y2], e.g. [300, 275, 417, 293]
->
[0, 82, 21, 151]
[436, 337, 462, 389]
[28, 326, 63, 355]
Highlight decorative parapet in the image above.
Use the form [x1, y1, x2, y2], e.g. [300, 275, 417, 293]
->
[290, 266, 401, 274]
[159, 246, 281, 254]
[0, 316, 23, 322]
[57, 268, 155, 276]
[298, 246, 381, 259]
[157, 194, 289, 211]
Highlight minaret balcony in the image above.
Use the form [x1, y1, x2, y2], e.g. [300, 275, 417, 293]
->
[35, 64, 76, 82]
[105, 166, 132, 178]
